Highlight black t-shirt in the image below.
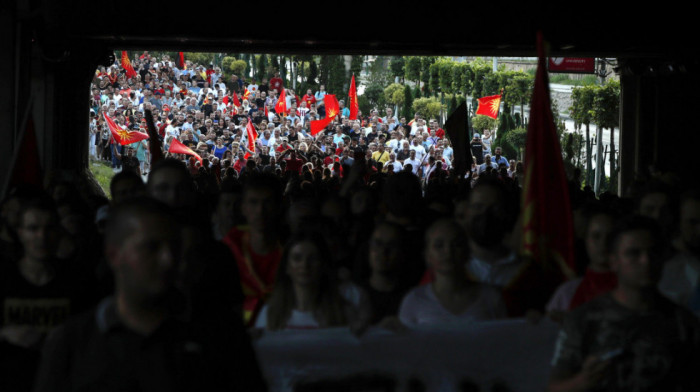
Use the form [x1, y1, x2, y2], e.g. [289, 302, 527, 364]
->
[33, 297, 266, 392]
[182, 139, 197, 149]
[470, 141, 484, 164]
[359, 282, 410, 325]
[232, 114, 247, 126]
[1, 258, 96, 392]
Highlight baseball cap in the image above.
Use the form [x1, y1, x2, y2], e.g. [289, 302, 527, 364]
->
[474, 133, 480, 138]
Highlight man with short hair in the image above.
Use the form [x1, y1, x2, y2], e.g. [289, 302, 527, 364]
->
[33, 199, 267, 392]
[492, 146, 509, 168]
[403, 149, 422, 176]
[548, 216, 700, 391]
[470, 133, 485, 164]
[478, 154, 498, 175]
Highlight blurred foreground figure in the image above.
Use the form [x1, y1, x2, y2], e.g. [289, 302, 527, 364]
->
[548, 216, 700, 392]
[33, 198, 266, 392]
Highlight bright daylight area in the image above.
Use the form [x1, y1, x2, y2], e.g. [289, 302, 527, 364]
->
[88, 52, 620, 198]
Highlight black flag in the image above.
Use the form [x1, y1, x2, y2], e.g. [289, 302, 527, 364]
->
[444, 102, 470, 177]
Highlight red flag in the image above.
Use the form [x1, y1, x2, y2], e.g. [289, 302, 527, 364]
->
[233, 91, 241, 107]
[520, 32, 576, 280]
[120, 51, 138, 79]
[178, 52, 185, 69]
[310, 94, 340, 136]
[264, 105, 269, 118]
[243, 88, 251, 101]
[243, 118, 258, 160]
[324, 94, 340, 120]
[8, 117, 42, 188]
[475, 94, 502, 119]
[169, 137, 202, 164]
[103, 113, 149, 145]
[275, 89, 287, 116]
[348, 74, 359, 120]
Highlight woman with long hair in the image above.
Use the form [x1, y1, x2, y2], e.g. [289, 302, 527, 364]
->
[398, 219, 507, 326]
[255, 232, 363, 331]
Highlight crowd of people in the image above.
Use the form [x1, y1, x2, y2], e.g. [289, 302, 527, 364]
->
[0, 52, 698, 391]
[88, 53, 524, 188]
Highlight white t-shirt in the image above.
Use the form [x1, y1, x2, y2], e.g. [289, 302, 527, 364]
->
[398, 283, 506, 327]
[409, 144, 426, 162]
[403, 158, 422, 175]
[386, 160, 403, 173]
[466, 252, 524, 287]
[254, 283, 364, 330]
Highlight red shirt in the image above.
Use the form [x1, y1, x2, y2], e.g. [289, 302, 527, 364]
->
[284, 157, 303, 173]
[323, 155, 334, 167]
[302, 94, 316, 107]
[269, 77, 283, 93]
[436, 128, 445, 138]
[276, 144, 292, 153]
[233, 158, 245, 173]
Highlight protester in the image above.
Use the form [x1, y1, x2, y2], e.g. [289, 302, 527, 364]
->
[33, 198, 267, 392]
[399, 219, 507, 326]
[254, 231, 368, 331]
[548, 216, 700, 391]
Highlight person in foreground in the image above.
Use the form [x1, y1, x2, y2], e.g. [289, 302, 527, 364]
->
[399, 219, 507, 326]
[254, 231, 369, 332]
[548, 216, 700, 392]
[33, 198, 266, 392]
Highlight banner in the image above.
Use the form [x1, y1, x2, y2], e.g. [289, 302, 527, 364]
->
[255, 319, 559, 391]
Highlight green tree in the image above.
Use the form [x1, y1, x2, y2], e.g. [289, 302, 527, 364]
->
[453, 63, 473, 97]
[279, 55, 287, 84]
[222, 56, 236, 75]
[570, 85, 596, 187]
[260, 55, 269, 81]
[358, 95, 371, 117]
[413, 85, 422, 99]
[503, 127, 528, 160]
[481, 72, 501, 97]
[350, 55, 364, 80]
[329, 55, 347, 95]
[227, 60, 247, 76]
[506, 72, 533, 120]
[412, 97, 444, 120]
[470, 58, 491, 98]
[471, 115, 498, 133]
[592, 80, 621, 193]
[270, 56, 280, 73]
[494, 112, 517, 159]
[390, 57, 405, 81]
[384, 83, 405, 107]
[367, 56, 392, 86]
[405, 56, 421, 84]
[402, 85, 413, 119]
[363, 84, 385, 110]
[186, 52, 215, 67]
[307, 59, 319, 86]
[438, 60, 455, 94]
[429, 61, 440, 95]
[420, 57, 437, 96]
